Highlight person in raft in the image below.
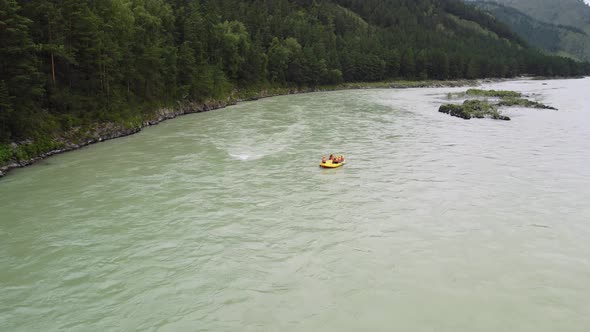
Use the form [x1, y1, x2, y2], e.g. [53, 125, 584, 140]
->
[322, 155, 344, 164]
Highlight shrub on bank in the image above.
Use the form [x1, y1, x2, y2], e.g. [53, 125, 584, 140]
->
[11, 139, 64, 162]
[0, 144, 11, 164]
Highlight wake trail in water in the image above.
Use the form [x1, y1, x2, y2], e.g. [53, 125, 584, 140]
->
[229, 153, 262, 161]
[225, 111, 309, 161]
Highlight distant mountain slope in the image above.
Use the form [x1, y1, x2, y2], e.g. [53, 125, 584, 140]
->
[471, 1, 590, 60]
[486, 0, 590, 32]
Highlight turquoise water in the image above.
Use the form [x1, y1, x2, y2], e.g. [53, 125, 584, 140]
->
[1, 78, 590, 331]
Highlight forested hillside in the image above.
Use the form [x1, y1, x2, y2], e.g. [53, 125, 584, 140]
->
[470, 1, 590, 61]
[1, 0, 589, 150]
[485, 0, 590, 32]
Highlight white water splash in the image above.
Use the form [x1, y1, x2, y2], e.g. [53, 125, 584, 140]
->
[228, 151, 270, 161]
[229, 153, 253, 161]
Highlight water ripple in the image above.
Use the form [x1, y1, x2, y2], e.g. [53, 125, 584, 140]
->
[1, 79, 590, 331]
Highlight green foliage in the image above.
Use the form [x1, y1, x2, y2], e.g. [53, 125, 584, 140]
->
[498, 97, 557, 110]
[439, 99, 508, 120]
[479, 0, 590, 34]
[400, 49, 416, 78]
[0, 80, 14, 141]
[0, 143, 11, 163]
[0, 0, 44, 140]
[325, 69, 344, 85]
[214, 20, 250, 80]
[0, 0, 588, 146]
[472, 1, 590, 61]
[12, 138, 63, 161]
[466, 89, 522, 98]
[440, 88, 558, 120]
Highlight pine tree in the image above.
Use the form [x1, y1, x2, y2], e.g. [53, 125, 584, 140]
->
[0, 0, 44, 140]
[0, 80, 14, 140]
[401, 48, 416, 79]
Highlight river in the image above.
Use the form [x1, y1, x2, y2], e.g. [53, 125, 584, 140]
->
[1, 78, 589, 331]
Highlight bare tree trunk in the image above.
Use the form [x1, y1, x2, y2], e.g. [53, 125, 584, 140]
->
[49, 23, 56, 85]
[51, 51, 56, 85]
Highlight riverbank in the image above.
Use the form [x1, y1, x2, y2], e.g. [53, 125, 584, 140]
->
[0, 78, 500, 178]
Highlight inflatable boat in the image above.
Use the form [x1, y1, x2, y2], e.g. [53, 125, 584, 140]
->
[319, 160, 346, 168]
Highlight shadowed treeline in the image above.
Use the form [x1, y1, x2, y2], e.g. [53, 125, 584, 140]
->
[1, 0, 589, 152]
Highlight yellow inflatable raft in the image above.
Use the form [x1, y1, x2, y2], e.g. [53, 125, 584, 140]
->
[319, 159, 346, 168]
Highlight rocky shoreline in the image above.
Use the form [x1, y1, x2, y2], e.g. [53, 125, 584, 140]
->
[0, 79, 489, 178]
[0, 99, 244, 178]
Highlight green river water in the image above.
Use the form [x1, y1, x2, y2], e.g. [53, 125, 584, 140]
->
[1, 78, 590, 331]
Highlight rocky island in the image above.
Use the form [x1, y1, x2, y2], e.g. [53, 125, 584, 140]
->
[439, 89, 557, 121]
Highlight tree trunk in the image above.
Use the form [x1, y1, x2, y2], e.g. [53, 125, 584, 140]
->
[48, 23, 56, 85]
[51, 51, 56, 85]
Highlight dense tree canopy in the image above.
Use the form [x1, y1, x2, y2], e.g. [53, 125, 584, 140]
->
[1, 0, 589, 142]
